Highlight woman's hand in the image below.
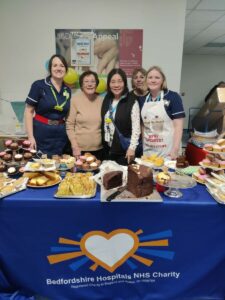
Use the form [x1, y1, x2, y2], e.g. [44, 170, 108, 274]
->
[126, 148, 135, 164]
[169, 148, 179, 160]
[72, 147, 81, 159]
[29, 136, 36, 150]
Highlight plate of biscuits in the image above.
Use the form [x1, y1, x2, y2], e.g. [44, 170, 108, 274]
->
[24, 171, 61, 188]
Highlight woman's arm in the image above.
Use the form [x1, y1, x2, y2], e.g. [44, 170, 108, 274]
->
[170, 118, 184, 159]
[126, 101, 141, 163]
[65, 98, 81, 158]
[24, 104, 36, 149]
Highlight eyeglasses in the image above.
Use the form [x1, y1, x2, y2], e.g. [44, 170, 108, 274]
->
[83, 80, 96, 85]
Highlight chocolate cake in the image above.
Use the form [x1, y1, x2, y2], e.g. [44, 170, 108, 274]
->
[176, 155, 189, 168]
[103, 171, 123, 190]
[127, 164, 153, 197]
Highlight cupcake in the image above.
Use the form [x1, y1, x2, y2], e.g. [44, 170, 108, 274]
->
[86, 156, 95, 163]
[0, 164, 6, 172]
[30, 149, 37, 156]
[82, 163, 90, 170]
[14, 154, 23, 162]
[3, 153, 12, 162]
[10, 142, 19, 150]
[89, 162, 98, 169]
[75, 159, 83, 167]
[4, 139, 12, 148]
[7, 166, 17, 175]
[0, 151, 6, 159]
[23, 152, 32, 160]
[22, 140, 31, 148]
[80, 155, 87, 162]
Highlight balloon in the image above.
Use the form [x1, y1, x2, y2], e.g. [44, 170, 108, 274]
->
[45, 59, 49, 71]
[96, 78, 107, 94]
[63, 68, 79, 85]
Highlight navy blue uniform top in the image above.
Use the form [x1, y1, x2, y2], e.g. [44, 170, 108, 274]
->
[26, 76, 71, 120]
[25, 76, 71, 157]
[145, 89, 185, 120]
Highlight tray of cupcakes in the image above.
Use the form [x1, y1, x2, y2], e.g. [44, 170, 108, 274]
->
[51, 154, 76, 171]
[75, 153, 101, 172]
[0, 139, 38, 174]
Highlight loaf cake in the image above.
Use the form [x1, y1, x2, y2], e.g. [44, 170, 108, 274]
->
[103, 171, 123, 190]
[127, 164, 153, 197]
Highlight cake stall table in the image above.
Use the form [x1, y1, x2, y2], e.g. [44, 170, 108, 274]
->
[0, 184, 225, 300]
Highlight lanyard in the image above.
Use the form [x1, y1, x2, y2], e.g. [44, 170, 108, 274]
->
[50, 86, 69, 112]
[146, 91, 164, 103]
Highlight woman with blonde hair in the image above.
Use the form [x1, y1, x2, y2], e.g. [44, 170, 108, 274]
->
[141, 66, 185, 159]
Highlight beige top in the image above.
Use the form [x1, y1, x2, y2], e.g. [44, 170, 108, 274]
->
[66, 91, 103, 151]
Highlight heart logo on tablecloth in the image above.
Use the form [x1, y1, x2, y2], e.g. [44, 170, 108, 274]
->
[80, 229, 139, 272]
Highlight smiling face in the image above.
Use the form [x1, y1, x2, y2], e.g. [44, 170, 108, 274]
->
[146, 69, 164, 95]
[51, 57, 66, 80]
[109, 74, 125, 99]
[82, 74, 97, 96]
[133, 71, 146, 90]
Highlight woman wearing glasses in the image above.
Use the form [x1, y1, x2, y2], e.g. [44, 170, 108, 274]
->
[66, 70, 104, 160]
[101, 68, 141, 165]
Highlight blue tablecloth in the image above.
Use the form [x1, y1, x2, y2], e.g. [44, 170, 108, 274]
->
[0, 184, 225, 300]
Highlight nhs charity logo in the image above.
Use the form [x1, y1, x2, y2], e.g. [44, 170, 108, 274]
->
[47, 229, 174, 273]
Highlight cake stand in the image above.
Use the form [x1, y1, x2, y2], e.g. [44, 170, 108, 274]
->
[162, 173, 196, 198]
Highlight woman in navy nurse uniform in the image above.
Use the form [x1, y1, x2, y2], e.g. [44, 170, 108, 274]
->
[141, 66, 185, 160]
[24, 54, 71, 157]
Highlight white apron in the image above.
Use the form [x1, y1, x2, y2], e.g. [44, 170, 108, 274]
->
[141, 92, 174, 158]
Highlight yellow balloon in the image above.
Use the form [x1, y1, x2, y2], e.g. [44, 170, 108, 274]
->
[63, 68, 79, 85]
[96, 78, 107, 94]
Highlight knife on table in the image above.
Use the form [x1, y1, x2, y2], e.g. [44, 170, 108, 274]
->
[106, 186, 127, 202]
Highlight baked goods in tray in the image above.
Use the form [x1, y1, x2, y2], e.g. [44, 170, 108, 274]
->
[203, 138, 225, 153]
[103, 171, 123, 190]
[55, 172, 96, 197]
[200, 154, 225, 169]
[127, 164, 153, 197]
[24, 171, 61, 187]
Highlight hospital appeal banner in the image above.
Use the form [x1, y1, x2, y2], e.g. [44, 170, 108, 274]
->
[55, 29, 143, 76]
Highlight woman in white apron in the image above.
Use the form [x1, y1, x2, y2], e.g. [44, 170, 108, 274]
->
[141, 66, 185, 159]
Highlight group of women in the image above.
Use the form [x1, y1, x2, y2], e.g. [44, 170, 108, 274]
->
[24, 54, 185, 165]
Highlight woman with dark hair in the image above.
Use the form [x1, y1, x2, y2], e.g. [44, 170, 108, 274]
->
[129, 67, 149, 110]
[101, 68, 141, 165]
[66, 70, 104, 160]
[24, 54, 71, 157]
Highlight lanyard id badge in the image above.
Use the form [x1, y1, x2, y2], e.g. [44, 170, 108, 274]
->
[51, 87, 69, 112]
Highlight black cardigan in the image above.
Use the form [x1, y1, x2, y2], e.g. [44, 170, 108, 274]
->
[101, 93, 135, 155]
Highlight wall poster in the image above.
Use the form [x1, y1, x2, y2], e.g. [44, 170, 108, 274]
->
[55, 29, 143, 77]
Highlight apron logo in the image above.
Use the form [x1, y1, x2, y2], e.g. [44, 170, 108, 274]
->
[47, 229, 174, 273]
